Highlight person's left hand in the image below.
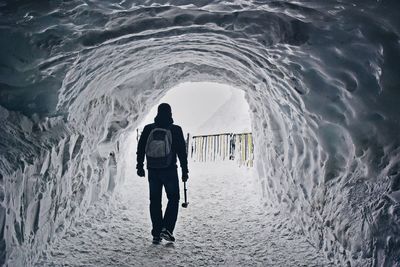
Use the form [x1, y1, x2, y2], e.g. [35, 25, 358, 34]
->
[182, 173, 189, 182]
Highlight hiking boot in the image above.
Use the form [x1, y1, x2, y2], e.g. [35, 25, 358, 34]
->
[160, 228, 175, 242]
[152, 236, 162, 245]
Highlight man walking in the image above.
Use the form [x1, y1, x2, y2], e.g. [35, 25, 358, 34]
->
[136, 103, 189, 244]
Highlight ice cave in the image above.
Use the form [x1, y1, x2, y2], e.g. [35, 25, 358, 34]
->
[1, 0, 400, 266]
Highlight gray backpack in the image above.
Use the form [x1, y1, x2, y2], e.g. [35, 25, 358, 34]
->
[145, 127, 173, 168]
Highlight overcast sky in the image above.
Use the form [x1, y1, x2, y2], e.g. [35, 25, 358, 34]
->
[138, 82, 250, 135]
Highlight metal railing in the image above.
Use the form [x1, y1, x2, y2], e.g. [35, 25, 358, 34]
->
[136, 128, 254, 167]
[189, 132, 254, 167]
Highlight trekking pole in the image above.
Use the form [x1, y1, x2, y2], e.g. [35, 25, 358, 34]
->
[181, 181, 189, 208]
[182, 132, 190, 208]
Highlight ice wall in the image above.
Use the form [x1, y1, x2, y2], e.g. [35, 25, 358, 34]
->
[1, 0, 399, 266]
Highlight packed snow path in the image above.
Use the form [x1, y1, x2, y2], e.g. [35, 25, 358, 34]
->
[37, 163, 332, 266]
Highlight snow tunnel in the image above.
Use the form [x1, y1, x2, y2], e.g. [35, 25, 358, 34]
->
[1, 1, 400, 266]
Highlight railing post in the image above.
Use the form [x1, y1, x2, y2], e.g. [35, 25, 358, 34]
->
[186, 133, 190, 155]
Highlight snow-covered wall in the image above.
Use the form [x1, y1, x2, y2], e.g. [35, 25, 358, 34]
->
[1, 1, 399, 266]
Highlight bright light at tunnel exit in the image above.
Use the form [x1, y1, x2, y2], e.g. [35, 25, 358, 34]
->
[137, 82, 252, 136]
[120, 82, 253, 182]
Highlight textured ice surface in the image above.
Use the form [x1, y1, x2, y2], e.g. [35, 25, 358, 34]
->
[1, 0, 400, 266]
[37, 162, 333, 266]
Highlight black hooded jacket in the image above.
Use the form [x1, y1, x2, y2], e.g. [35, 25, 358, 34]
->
[136, 114, 188, 173]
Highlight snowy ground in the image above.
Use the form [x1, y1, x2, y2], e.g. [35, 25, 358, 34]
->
[37, 162, 333, 266]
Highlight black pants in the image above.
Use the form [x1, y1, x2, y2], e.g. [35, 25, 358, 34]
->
[148, 168, 180, 237]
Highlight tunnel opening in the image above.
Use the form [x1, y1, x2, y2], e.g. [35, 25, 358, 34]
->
[115, 82, 253, 196]
[117, 81, 256, 201]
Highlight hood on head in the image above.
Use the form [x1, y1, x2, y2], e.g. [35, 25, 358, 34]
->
[154, 103, 174, 127]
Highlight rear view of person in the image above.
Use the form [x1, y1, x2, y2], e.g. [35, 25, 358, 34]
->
[136, 103, 189, 244]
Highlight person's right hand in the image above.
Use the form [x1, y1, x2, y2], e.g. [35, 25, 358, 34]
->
[137, 168, 145, 177]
